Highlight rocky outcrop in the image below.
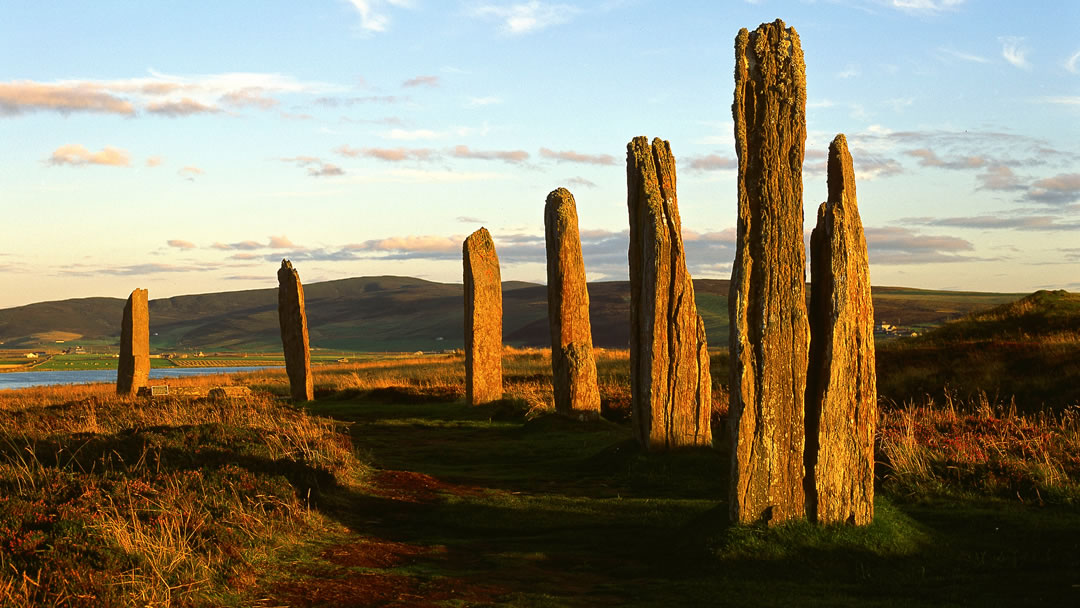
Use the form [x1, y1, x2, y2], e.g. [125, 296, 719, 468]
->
[545, 188, 601, 419]
[463, 228, 503, 405]
[116, 288, 149, 396]
[277, 259, 314, 402]
[805, 134, 876, 525]
[626, 136, 712, 450]
[728, 19, 810, 525]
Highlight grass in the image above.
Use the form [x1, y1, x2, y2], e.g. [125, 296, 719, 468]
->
[1, 348, 1079, 605]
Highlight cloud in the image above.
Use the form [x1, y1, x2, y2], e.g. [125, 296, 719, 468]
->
[337, 144, 437, 162]
[903, 148, 986, 169]
[382, 128, 444, 140]
[1025, 173, 1080, 205]
[47, 144, 130, 167]
[539, 147, 616, 166]
[146, 97, 221, 116]
[835, 66, 860, 79]
[268, 235, 298, 248]
[167, 239, 197, 249]
[999, 36, 1030, 69]
[976, 165, 1025, 191]
[2, 72, 336, 118]
[219, 88, 279, 109]
[467, 96, 502, 107]
[1067, 50, 1080, 74]
[146, 156, 163, 168]
[315, 95, 407, 106]
[281, 156, 345, 177]
[402, 75, 439, 88]
[178, 166, 204, 179]
[890, 0, 965, 15]
[472, 1, 580, 34]
[457, 216, 485, 223]
[0, 81, 135, 116]
[937, 47, 989, 63]
[565, 176, 597, 189]
[901, 215, 1080, 231]
[449, 145, 529, 164]
[853, 151, 904, 179]
[347, 0, 412, 33]
[1039, 96, 1080, 106]
[58, 262, 206, 277]
[864, 226, 981, 265]
[685, 154, 737, 172]
[212, 240, 262, 251]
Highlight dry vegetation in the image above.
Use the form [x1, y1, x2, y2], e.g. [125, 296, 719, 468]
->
[0, 347, 1077, 605]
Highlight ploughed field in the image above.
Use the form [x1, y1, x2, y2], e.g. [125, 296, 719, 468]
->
[1, 344, 1077, 607]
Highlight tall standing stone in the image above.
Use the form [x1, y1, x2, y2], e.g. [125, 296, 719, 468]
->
[626, 136, 712, 450]
[463, 228, 503, 405]
[545, 188, 601, 419]
[277, 259, 314, 402]
[116, 288, 149, 395]
[729, 19, 810, 524]
[805, 134, 876, 525]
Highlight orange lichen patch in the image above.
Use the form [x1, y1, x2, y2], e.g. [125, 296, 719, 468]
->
[371, 470, 485, 503]
[321, 537, 443, 569]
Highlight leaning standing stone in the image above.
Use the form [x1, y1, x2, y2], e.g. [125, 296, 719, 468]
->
[116, 288, 149, 395]
[728, 19, 810, 524]
[626, 136, 712, 450]
[806, 134, 877, 525]
[545, 188, 601, 419]
[463, 228, 503, 405]
[278, 259, 314, 401]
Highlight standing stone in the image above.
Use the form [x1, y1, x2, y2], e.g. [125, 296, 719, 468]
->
[545, 188, 601, 419]
[463, 228, 503, 405]
[626, 136, 712, 450]
[806, 134, 876, 525]
[277, 259, 314, 402]
[728, 19, 810, 524]
[116, 288, 149, 395]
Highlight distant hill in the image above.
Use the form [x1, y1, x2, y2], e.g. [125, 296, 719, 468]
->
[919, 289, 1080, 343]
[0, 276, 1025, 353]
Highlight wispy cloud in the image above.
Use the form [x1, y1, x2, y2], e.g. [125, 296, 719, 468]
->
[937, 47, 989, 64]
[539, 147, 616, 166]
[59, 262, 208, 277]
[472, 1, 580, 35]
[146, 156, 163, 168]
[999, 36, 1031, 69]
[904, 148, 986, 169]
[685, 154, 737, 172]
[146, 97, 221, 117]
[1039, 96, 1080, 106]
[336, 144, 437, 162]
[902, 214, 1080, 231]
[0, 82, 135, 116]
[1067, 49, 1080, 74]
[565, 176, 597, 189]
[449, 145, 529, 164]
[178, 166, 204, 180]
[212, 236, 304, 251]
[382, 128, 444, 140]
[402, 75, 439, 88]
[219, 88, 279, 109]
[467, 96, 502, 107]
[47, 144, 130, 167]
[346, 0, 413, 33]
[865, 226, 982, 265]
[890, 0, 965, 15]
[167, 239, 197, 249]
[281, 156, 345, 177]
[976, 165, 1025, 191]
[835, 65, 860, 79]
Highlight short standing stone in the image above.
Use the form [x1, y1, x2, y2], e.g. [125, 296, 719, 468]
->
[626, 136, 712, 450]
[545, 188, 601, 419]
[806, 134, 876, 525]
[116, 288, 149, 396]
[728, 19, 810, 524]
[463, 228, 503, 405]
[278, 259, 314, 401]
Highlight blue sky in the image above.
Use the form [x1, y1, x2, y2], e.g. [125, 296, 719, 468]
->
[1, 0, 1078, 308]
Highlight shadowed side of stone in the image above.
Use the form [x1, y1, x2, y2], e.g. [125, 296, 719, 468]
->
[626, 136, 711, 450]
[463, 228, 503, 405]
[116, 288, 149, 396]
[278, 259, 314, 402]
[806, 134, 876, 525]
[729, 19, 810, 525]
[544, 187, 604, 421]
[545, 188, 601, 419]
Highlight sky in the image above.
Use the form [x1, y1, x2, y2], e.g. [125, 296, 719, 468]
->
[1, 0, 1078, 309]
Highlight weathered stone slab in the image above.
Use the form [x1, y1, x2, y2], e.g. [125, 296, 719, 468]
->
[278, 259, 314, 402]
[806, 134, 877, 525]
[545, 188, 601, 419]
[463, 228, 503, 405]
[626, 136, 712, 450]
[116, 288, 149, 396]
[729, 19, 810, 524]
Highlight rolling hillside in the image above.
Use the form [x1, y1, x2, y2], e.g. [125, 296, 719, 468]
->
[0, 276, 1025, 352]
